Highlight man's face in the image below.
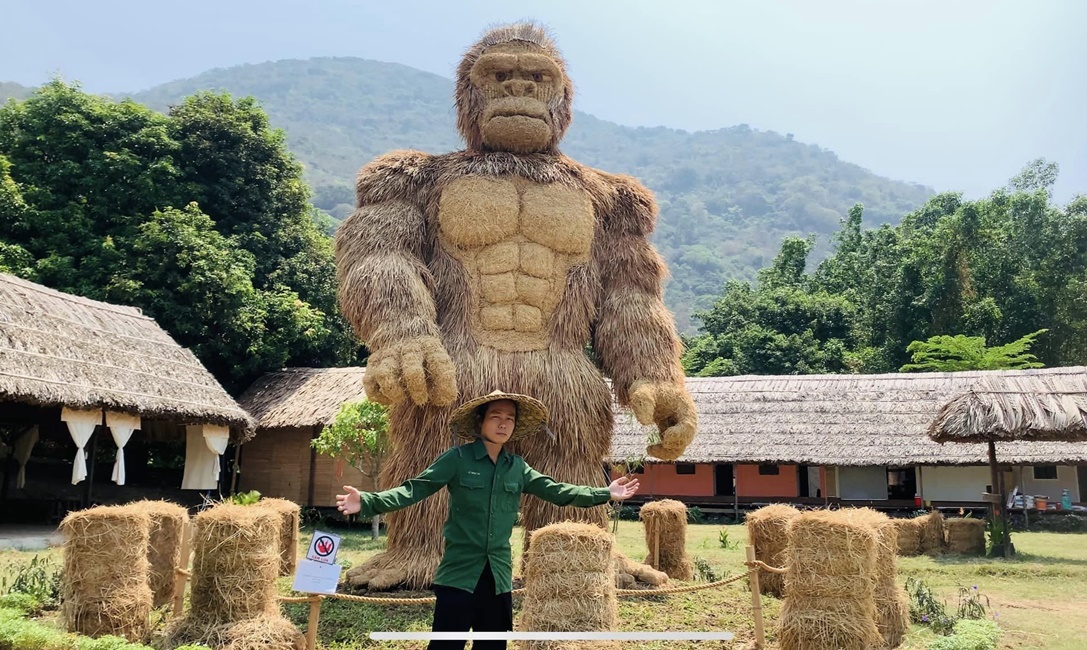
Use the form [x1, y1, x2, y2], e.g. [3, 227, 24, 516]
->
[480, 399, 517, 444]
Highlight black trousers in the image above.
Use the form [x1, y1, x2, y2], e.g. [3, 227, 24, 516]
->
[428, 561, 513, 650]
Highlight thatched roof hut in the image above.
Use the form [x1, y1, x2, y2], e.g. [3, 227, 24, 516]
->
[611, 367, 1087, 466]
[928, 371, 1087, 443]
[237, 367, 367, 430]
[0, 272, 253, 435]
[236, 367, 374, 507]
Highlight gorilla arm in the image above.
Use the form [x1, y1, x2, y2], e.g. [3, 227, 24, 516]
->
[334, 151, 457, 407]
[592, 174, 697, 461]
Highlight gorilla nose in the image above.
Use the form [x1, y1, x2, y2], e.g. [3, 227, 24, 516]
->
[502, 80, 536, 97]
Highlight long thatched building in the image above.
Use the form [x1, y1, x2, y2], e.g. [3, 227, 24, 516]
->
[0, 272, 254, 522]
[611, 368, 1087, 509]
[236, 367, 376, 507]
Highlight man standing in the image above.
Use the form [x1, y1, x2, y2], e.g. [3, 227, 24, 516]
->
[336, 390, 640, 650]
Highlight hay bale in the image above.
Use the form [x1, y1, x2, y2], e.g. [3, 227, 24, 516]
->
[891, 518, 922, 556]
[165, 614, 304, 650]
[257, 498, 301, 576]
[638, 499, 694, 581]
[189, 502, 280, 625]
[918, 511, 946, 556]
[519, 522, 619, 650]
[778, 509, 882, 650]
[59, 504, 154, 642]
[745, 504, 799, 597]
[128, 499, 189, 608]
[849, 509, 910, 648]
[946, 517, 986, 555]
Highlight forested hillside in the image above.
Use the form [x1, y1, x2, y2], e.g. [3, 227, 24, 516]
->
[119, 57, 935, 331]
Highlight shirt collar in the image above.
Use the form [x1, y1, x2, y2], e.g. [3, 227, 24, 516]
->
[471, 437, 511, 463]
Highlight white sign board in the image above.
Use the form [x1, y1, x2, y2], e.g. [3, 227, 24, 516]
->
[292, 559, 343, 594]
[305, 530, 342, 565]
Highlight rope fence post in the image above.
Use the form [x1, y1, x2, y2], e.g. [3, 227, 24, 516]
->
[305, 595, 323, 650]
[653, 526, 661, 570]
[171, 519, 193, 617]
[746, 545, 766, 649]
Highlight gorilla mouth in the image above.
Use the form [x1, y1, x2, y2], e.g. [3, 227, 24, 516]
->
[488, 108, 549, 123]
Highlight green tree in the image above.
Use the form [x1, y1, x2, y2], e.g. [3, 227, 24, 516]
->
[899, 329, 1048, 372]
[312, 400, 390, 539]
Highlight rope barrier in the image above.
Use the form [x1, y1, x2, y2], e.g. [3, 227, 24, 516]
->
[277, 567, 765, 606]
[747, 559, 789, 575]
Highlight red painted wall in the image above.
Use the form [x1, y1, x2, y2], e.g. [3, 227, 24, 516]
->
[609, 463, 715, 497]
[736, 464, 800, 498]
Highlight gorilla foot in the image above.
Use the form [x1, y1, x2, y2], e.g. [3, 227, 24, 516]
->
[342, 548, 443, 592]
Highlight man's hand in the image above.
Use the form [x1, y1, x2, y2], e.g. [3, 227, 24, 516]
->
[336, 485, 363, 516]
[363, 336, 457, 407]
[609, 476, 640, 501]
[629, 380, 698, 461]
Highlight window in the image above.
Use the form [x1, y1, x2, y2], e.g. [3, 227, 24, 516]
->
[1033, 465, 1058, 480]
[758, 464, 780, 476]
[675, 463, 695, 475]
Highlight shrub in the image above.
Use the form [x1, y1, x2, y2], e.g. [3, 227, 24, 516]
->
[0, 593, 40, 615]
[0, 555, 62, 609]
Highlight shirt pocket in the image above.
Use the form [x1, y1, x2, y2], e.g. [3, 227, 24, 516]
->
[497, 480, 521, 512]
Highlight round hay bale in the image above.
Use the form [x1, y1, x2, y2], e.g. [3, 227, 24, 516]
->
[257, 498, 301, 576]
[848, 508, 910, 648]
[638, 499, 694, 581]
[127, 499, 189, 608]
[945, 517, 986, 555]
[519, 522, 619, 650]
[918, 511, 946, 556]
[189, 502, 280, 625]
[59, 504, 153, 642]
[891, 518, 922, 556]
[745, 503, 799, 597]
[778, 509, 882, 650]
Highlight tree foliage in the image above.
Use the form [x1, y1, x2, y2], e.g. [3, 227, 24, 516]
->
[0, 80, 359, 392]
[311, 400, 390, 479]
[685, 159, 1085, 376]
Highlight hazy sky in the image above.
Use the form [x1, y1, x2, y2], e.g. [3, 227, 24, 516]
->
[4, 0, 1084, 202]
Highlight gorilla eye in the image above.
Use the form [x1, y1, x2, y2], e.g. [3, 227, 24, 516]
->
[495, 71, 509, 82]
[531, 72, 543, 82]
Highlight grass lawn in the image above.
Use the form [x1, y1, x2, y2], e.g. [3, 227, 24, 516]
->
[3, 522, 1085, 649]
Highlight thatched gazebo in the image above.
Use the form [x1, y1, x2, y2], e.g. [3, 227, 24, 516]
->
[236, 367, 375, 507]
[929, 368, 1087, 556]
[0, 272, 254, 520]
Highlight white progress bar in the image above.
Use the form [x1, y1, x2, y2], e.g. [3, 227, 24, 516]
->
[370, 631, 735, 641]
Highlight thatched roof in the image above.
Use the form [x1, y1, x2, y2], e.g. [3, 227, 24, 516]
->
[237, 367, 366, 429]
[611, 367, 1087, 466]
[0, 272, 254, 436]
[928, 371, 1087, 444]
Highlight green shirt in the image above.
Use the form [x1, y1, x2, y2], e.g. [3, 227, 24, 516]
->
[357, 437, 612, 594]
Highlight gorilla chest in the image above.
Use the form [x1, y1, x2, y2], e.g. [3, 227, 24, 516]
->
[437, 176, 595, 351]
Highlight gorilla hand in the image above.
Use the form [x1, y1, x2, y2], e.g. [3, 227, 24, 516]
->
[363, 336, 458, 407]
[629, 379, 697, 461]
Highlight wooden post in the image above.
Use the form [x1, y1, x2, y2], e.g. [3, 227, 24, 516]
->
[305, 595, 323, 650]
[653, 526, 660, 570]
[172, 519, 193, 617]
[746, 545, 766, 649]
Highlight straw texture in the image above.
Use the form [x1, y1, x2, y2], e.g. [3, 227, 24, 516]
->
[59, 505, 154, 642]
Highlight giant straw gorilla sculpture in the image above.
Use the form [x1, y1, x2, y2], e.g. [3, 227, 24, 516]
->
[334, 22, 697, 590]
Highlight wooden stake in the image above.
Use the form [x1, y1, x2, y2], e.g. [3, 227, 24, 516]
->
[306, 595, 323, 650]
[746, 545, 766, 649]
[172, 519, 193, 617]
[653, 525, 660, 570]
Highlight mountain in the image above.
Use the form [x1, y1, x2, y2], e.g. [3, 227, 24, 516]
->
[0, 82, 36, 103]
[6, 58, 936, 331]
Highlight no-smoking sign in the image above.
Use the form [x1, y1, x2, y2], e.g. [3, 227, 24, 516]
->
[305, 530, 342, 565]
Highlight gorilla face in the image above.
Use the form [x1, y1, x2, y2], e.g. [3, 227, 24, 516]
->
[469, 42, 565, 154]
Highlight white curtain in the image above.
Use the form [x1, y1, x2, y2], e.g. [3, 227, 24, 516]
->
[105, 412, 140, 485]
[61, 407, 102, 485]
[181, 424, 230, 490]
[13, 426, 39, 490]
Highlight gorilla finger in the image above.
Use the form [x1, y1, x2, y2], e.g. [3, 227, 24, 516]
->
[629, 381, 657, 425]
[400, 349, 429, 406]
[425, 345, 458, 407]
[373, 355, 406, 404]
